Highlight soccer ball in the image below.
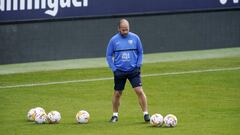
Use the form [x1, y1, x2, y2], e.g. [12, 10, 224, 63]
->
[27, 107, 45, 121]
[34, 107, 45, 113]
[76, 110, 90, 124]
[47, 111, 61, 124]
[164, 114, 177, 127]
[33, 107, 46, 120]
[150, 113, 164, 127]
[27, 108, 36, 121]
[35, 111, 48, 124]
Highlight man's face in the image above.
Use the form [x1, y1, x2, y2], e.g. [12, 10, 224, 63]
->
[118, 22, 129, 37]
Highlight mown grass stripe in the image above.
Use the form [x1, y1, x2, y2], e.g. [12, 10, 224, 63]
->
[0, 47, 239, 75]
[0, 67, 239, 89]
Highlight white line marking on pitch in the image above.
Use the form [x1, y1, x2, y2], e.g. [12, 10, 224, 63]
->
[0, 67, 240, 89]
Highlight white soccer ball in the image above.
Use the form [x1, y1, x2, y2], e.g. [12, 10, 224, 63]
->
[35, 107, 45, 113]
[76, 110, 90, 124]
[27, 108, 36, 121]
[47, 111, 61, 124]
[35, 111, 48, 124]
[150, 113, 164, 127]
[27, 107, 45, 121]
[164, 114, 177, 127]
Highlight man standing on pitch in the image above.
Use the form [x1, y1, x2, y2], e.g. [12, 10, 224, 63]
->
[106, 19, 150, 122]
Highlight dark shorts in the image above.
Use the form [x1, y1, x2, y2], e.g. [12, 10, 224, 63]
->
[114, 67, 142, 91]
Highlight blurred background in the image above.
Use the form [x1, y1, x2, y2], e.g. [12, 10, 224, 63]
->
[0, 0, 239, 64]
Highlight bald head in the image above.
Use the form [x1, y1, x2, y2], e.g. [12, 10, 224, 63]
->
[118, 19, 130, 36]
[118, 19, 129, 28]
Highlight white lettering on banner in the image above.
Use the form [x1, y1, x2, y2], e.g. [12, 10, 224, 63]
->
[27, 0, 32, 10]
[60, 0, 71, 8]
[41, 0, 47, 9]
[6, 0, 11, 11]
[72, 0, 82, 7]
[233, 0, 239, 3]
[13, 0, 18, 11]
[83, 0, 88, 6]
[220, 0, 239, 5]
[0, 0, 88, 16]
[20, 0, 25, 10]
[0, 0, 4, 11]
[35, 0, 40, 9]
[45, 0, 59, 16]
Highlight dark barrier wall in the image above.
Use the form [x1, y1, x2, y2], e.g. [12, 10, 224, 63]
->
[1, 0, 239, 23]
[0, 10, 240, 64]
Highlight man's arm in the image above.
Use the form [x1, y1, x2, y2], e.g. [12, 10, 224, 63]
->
[106, 40, 117, 72]
[136, 37, 143, 68]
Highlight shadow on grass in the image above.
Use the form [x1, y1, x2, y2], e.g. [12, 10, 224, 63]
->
[23, 118, 179, 129]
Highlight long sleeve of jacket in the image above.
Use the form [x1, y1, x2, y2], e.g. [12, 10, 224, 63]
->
[106, 39, 117, 72]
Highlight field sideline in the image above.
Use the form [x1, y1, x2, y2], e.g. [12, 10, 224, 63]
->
[0, 48, 240, 135]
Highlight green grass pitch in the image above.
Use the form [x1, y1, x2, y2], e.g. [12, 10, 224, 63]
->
[0, 57, 240, 135]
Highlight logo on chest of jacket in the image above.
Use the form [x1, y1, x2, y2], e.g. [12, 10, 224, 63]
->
[128, 40, 133, 45]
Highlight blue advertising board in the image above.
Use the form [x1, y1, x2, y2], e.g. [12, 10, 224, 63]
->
[0, 0, 239, 23]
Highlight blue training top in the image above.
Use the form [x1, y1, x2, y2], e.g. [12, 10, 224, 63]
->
[106, 32, 143, 72]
